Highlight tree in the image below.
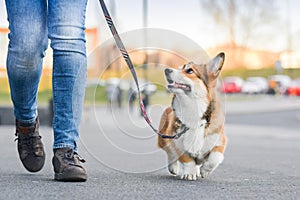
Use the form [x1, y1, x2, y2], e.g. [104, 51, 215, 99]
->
[200, 0, 279, 48]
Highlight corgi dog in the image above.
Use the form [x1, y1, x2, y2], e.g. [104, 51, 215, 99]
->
[158, 52, 227, 180]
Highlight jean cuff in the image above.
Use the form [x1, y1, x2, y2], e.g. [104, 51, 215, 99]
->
[53, 143, 77, 152]
[16, 117, 37, 126]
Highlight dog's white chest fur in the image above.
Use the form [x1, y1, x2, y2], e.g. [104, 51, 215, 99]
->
[172, 96, 208, 157]
[177, 123, 206, 158]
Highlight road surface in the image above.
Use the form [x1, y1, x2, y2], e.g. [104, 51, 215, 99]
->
[0, 96, 299, 200]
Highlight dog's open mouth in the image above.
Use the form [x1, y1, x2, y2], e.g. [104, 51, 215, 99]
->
[167, 79, 191, 92]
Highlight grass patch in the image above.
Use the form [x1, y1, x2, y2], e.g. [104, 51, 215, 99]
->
[85, 85, 107, 104]
[2, 66, 298, 106]
[0, 90, 53, 106]
[149, 91, 172, 105]
[221, 68, 300, 79]
[0, 92, 11, 105]
[37, 90, 53, 105]
[0, 87, 108, 106]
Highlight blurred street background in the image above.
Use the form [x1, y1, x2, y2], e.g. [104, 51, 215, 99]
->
[0, 0, 300, 199]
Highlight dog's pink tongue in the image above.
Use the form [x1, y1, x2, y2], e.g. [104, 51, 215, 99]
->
[175, 83, 186, 89]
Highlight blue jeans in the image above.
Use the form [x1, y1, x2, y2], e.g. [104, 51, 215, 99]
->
[5, 0, 88, 151]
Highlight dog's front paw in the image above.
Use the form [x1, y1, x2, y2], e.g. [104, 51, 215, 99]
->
[200, 151, 224, 178]
[168, 161, 180, 175]
[180, 161, 197, 181]
[199, 166, 210, 178]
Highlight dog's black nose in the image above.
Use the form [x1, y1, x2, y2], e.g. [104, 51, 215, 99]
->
[165, 68, 173, 74]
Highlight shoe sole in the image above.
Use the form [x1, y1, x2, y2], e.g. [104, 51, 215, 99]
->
[22, 156, 45, 173]
[54, 171, 87, 182]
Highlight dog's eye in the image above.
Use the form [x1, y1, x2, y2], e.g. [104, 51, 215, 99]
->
[185, 68, 194, 74]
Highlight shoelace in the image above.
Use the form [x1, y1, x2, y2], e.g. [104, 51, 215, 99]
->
[64, 149, 86, 163]
[14, 135, 42, 146]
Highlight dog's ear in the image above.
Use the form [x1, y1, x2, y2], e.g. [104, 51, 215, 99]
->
[207, 52, 225, 78]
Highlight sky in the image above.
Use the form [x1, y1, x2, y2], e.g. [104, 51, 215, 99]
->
[89, 0, 300, 52]
[1, 0, 300, 52]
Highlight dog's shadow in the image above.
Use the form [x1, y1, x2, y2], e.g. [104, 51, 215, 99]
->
[139, 172, 213, 184]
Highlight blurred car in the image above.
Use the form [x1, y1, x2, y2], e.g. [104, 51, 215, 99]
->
[267, 75, 292, 94]
[241, 77, 268, 94]
[286, 78, 300, 96]
[220, 76, 244, 93]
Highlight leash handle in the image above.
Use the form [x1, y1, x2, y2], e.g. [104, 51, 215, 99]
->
[98, 0, 177, 139]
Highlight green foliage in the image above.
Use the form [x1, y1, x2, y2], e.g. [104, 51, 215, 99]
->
[0, 86, 108, 105]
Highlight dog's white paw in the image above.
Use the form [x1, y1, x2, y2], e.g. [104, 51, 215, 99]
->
[180, 161, 197, 181]
[181, 173, 197, 181]
[168, 161, 180, 175]
[200, 151, 224, 178]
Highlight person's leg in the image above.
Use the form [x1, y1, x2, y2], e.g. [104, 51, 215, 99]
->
[5, 0, 48, 124]
[48, 0, 87, 151]
[48, 0, 88, 181]
[5, 0, 48, 172]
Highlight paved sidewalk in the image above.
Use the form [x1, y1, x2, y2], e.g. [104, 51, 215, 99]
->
[0, 98, 299, 200]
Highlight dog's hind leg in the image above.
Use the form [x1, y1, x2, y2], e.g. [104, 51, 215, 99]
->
[199, 151, 224, 178]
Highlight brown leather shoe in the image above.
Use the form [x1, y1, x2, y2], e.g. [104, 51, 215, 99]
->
[15, 117, 45, 172]
[52, 148, 87, 182]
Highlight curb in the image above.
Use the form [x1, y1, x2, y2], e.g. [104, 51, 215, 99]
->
[0, 106, 52, 126]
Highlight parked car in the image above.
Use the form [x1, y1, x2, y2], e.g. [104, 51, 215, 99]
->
[241, 77, 268, 94]
[220, 76, 244, 93]
[267, 75, 292, 94]
[286, 78, 300, 96]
